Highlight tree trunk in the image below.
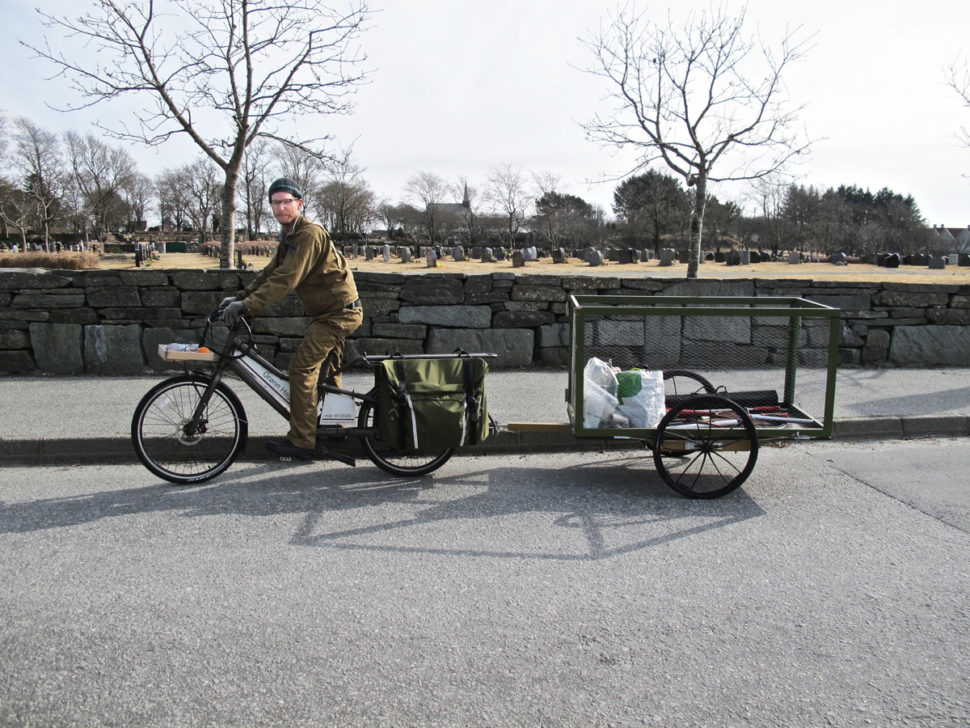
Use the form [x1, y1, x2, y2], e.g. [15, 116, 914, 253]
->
[687, 174, 708, 279]
[219, 167, 240, 269]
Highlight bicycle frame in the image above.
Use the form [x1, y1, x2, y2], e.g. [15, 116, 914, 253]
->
[187, 318, 378, 443]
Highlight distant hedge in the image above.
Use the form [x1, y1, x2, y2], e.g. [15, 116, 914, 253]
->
[0, 252, 101, 270]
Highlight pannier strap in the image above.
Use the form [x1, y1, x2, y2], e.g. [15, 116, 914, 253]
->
[462, 359, 483, 444]
[393, 359, 419, 448]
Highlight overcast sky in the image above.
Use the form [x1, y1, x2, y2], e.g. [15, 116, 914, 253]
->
[3, 0, 969, 225]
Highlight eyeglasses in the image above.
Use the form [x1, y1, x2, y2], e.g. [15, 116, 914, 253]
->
[270, 198, 301, 208]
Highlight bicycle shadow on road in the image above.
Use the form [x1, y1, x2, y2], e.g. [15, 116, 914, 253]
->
[286, 456, 765, 560]
[0, 456, 764, 561]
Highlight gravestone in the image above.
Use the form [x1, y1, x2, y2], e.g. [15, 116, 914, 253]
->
[884, 253, 901, 268]
[929, 256, 946, 270]
[512, 251, 526, 268]
[659, 248, 674, 267]
[678, 250, 690, 264]
[365, 246, 374, 261]
[482, 247, 494, 263]
[726, 251, 741, 266]
[454, 246, 465, 262]
[618, 248, 634, 264]
[383, 244, 391, 263]
[831, 251, 847, 266]
[426, 249, 438, 268]
[738, 250, 750, 265]
[552, 248, 566, 264]
[401, 247, 412, 263]
[959, 254, 970, 267]
[587, 249, 604, 267]
[788, 251, 801, 264]
[949, 253, 959, 266]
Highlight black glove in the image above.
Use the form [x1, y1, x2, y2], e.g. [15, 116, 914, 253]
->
[224, 300, 247, 326]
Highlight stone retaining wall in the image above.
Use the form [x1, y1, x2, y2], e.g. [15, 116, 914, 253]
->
[2, 268, 969, 374]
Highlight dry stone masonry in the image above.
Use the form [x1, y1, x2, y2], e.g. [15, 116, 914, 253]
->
[2, 268, 969, 374]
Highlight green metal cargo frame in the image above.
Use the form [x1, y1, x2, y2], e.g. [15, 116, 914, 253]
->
[567, 295, 841, 440]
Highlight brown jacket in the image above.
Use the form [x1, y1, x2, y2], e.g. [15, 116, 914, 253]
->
[239, 215, 358, 317]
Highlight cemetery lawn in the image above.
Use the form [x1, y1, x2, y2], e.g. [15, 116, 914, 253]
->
[98, 250, 970, 284]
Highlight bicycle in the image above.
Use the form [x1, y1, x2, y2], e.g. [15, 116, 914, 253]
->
[131, 307, 494, 485]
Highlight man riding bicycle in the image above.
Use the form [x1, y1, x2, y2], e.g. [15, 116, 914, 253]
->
[223, 177, 363, 459]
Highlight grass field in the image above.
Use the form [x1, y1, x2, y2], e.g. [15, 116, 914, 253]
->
[89, 250, 970, 285]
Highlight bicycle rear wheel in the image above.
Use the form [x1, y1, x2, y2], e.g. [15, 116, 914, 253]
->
[357, 390, 454, 477]
[131, 375, 248, 484]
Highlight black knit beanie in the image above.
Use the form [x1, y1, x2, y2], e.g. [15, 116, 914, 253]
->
[268, 177, 303, 202]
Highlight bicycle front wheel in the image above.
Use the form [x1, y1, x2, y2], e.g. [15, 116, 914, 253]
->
[357, 390, 454, 477]
[131, 375, 248, 484]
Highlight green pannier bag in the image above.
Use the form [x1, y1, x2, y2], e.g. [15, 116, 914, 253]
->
[376, 356, 490, 452]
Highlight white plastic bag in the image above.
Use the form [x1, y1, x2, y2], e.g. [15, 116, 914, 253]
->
[615, 369, 666, 428]
[582, 357, 620, 428]
[583, 357, 618, 394]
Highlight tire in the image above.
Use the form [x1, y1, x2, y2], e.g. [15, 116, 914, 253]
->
[131, 375, 248, 485]
[357, 389, 454, 477]
[663, 369, 716, 404]
[652, 394, 758, 499]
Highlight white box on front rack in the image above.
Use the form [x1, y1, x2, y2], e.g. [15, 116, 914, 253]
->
[319, 393, 356, 426]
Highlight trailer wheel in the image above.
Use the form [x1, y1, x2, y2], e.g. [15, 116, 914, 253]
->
[653, 395, 758, 499]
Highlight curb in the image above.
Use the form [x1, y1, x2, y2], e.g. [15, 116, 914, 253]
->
[3, 417, 969, 467]
[834, 415, 970, 440]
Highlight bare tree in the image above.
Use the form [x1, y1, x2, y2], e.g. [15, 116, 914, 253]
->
[0, 178, 32, 248]
[28, 0, 371, 268]
[532, 171, 562, 197]
[183, 158, 222, 245]
[238, 139, 272, 239]
[583, 4, 812, 277]
[122, 173, 155, 232]
[64, 131, 135, 240]
[156, 169, 191, 233]
[946, 55, 970, 148]
[487, 164, 531, 246]
[315, 148, 373, 237]
[12, 117, 66, 250]
[405, 171, 448, 242]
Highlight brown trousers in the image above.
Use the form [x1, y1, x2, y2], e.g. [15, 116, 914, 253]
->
[287, 307, 363, 449]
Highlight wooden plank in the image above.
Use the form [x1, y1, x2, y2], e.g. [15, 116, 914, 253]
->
[157, 344, 216, 362]
[506, 422, 573, 433]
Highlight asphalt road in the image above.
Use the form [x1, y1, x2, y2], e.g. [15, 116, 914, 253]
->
[1, 439, 968, 727]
